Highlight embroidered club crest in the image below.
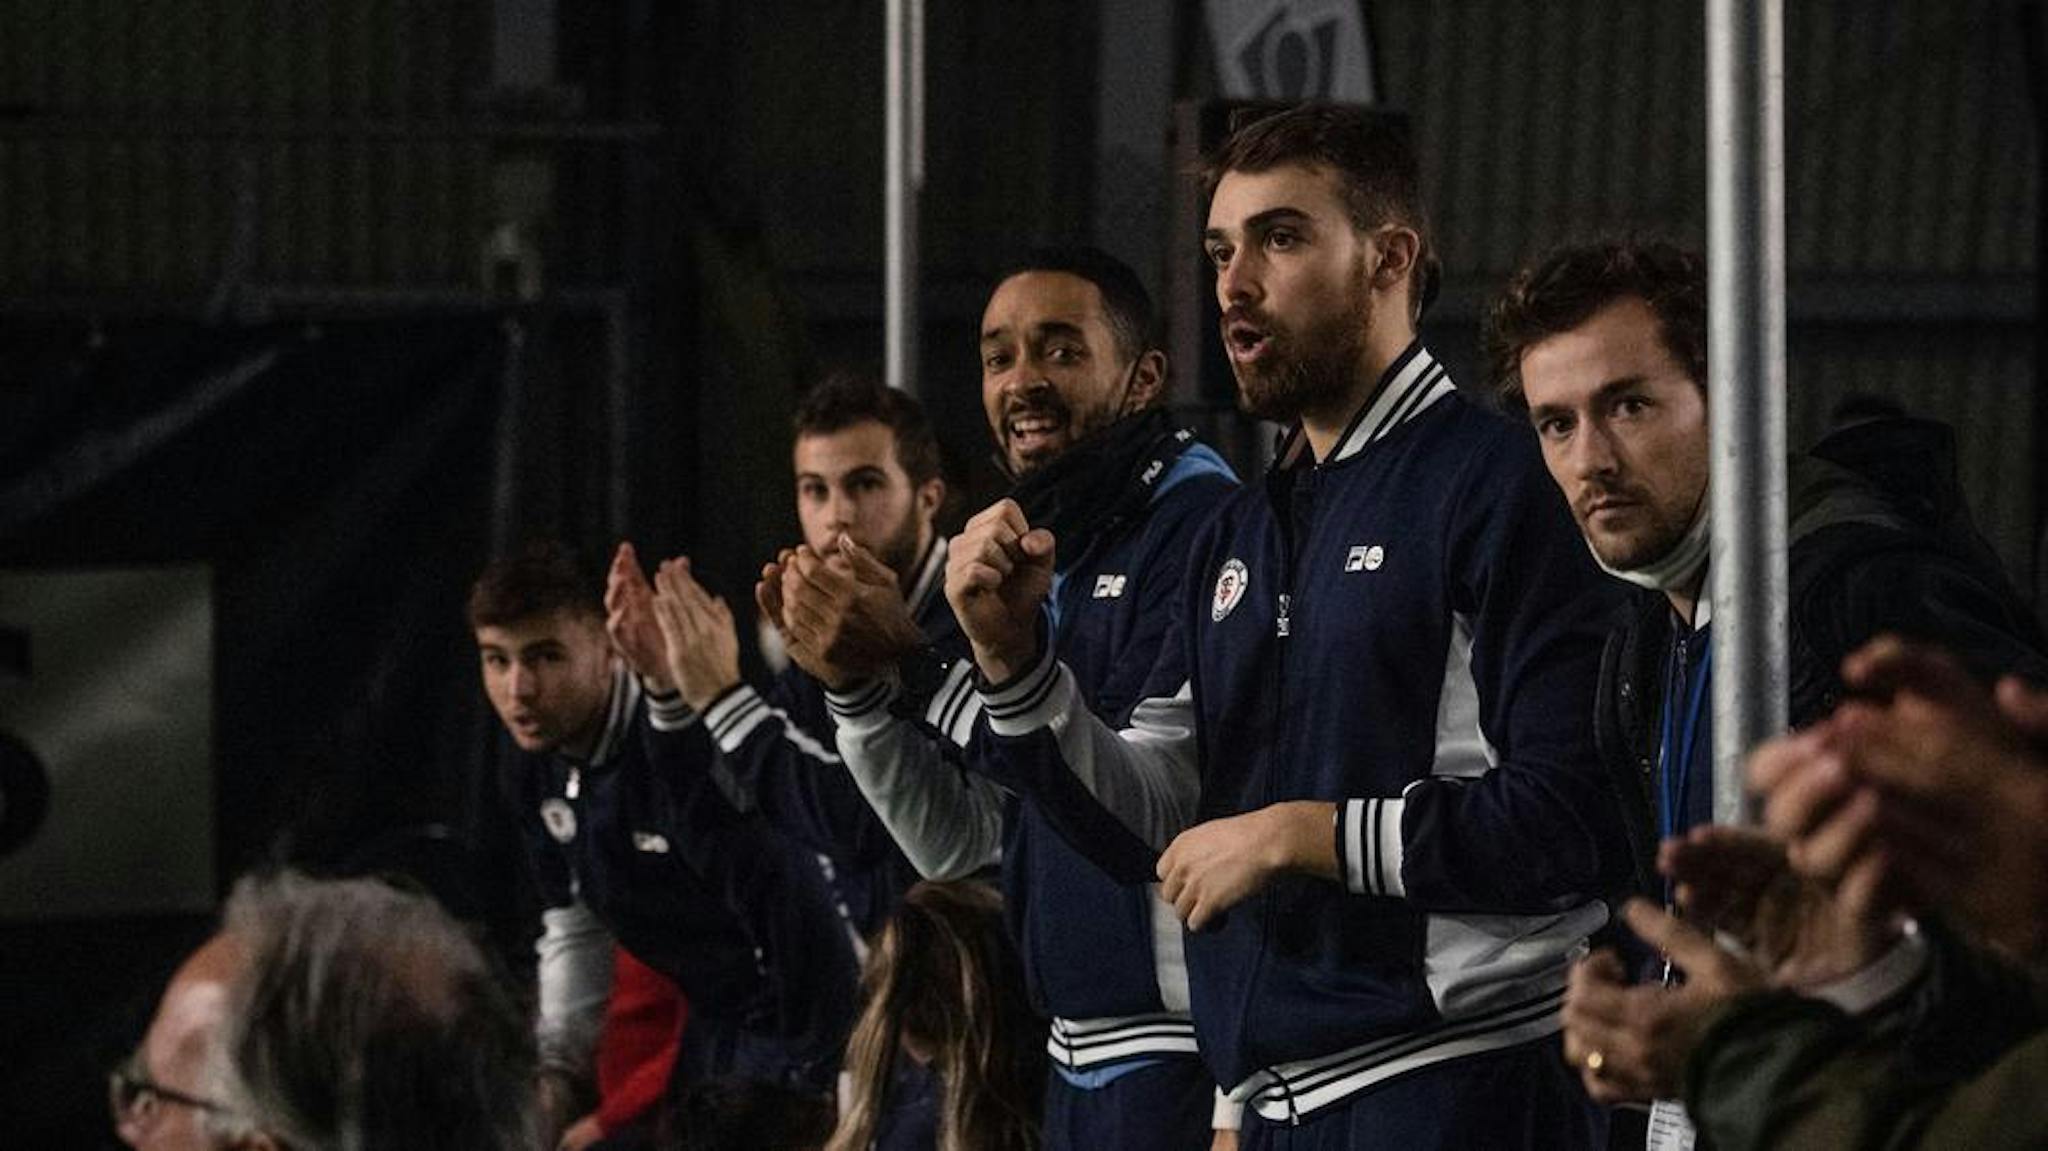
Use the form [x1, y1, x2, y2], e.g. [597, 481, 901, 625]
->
[540, 798, 577, 843]
[1212, 559, 1249, 621]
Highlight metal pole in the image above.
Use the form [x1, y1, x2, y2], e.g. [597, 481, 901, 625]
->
[884, 0, 924, 396]
[1706, 0, 1789, 826]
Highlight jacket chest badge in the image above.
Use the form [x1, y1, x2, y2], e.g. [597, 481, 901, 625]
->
[1092, 573, 1128, 599]
[1344, 544, 1386, 573]
[632, 831, 671, 854]
[1212, 559, 1249, 621]
[539, 798, 577, 843]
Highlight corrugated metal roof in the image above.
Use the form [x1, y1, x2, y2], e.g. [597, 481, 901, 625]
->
[0, 0, 492, 296]
[1377, 0, 2036, 280]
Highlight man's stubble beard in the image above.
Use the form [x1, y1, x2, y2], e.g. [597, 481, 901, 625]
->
[875, 502, 928, 585]
[1585, 498, 1696, 573]
[1232, 269, 1375, 426]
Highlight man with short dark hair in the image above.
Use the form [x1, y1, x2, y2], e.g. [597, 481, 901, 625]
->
[471, 542, 858, 1138]
[775, 248, 1242, 1149]
[601, 373, 944, 942]
[785, 369, 946, 579]
[944, 106, 1629, 1147]
[978, 246, 1174, 477]
[1490, 238, 2044, 787]
[1488, 239, 2048, 1140]
[113, 871, 539, 1151]
[1491, 236, 2046, 900]
[1487, 241, 1720, 905]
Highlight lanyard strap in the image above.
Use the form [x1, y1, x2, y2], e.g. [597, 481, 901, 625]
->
[1656, 630, 1714, 845]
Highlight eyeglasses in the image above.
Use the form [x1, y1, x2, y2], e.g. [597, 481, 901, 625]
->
[108, 1052, 234, 1136]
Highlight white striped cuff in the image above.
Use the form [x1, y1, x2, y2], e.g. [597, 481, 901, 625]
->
[979, 646, 1068, 736]
[824, 677, 899, 733]
[645, 690, 699, 732]
[1335, 797, 1407, 897]
[703, 685, 776, 752]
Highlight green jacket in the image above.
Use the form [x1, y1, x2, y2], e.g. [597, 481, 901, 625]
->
[1684, 929, 2047, 1149]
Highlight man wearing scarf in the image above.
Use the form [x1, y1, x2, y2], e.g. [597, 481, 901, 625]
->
[944, 107, 1628, 1149]
[1489, 238, 2048, 1148]
[771, 247, 1242, 1150]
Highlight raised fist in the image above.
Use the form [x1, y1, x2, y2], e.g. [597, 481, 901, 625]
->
[944, 498, 1056, 684]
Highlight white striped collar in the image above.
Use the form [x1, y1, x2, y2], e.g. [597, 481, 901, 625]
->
[906, 534, 948, 618]
[581, 659, 641, 768]
[1278, 343, 1458, 468]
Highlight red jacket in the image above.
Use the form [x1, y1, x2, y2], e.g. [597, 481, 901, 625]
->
[596, 945, 688, 1134]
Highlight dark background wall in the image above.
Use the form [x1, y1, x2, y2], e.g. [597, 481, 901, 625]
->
[0, 1, 2041, 1143]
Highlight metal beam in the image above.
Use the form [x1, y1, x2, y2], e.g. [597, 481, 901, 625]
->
[884, 0, 925, 396]
[1706, 0, 1789, 826]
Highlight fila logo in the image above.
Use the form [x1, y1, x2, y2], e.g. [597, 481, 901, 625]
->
[1093, 574, 1128, 599]
[539, 798, 577, 844]
[1212, 559, 1249, 621]
[632, 831, 672, 855]
[1344, 544, 1386, 573]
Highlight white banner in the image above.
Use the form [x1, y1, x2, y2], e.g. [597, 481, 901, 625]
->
[0, 567, 214, 918]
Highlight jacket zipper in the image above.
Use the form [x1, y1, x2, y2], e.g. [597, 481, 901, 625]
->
[564, 764, 584, 897]
[1239, 464, 1316, 1119]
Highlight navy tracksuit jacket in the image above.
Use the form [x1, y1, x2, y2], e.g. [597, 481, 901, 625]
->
[974, 345, 1633, 1125]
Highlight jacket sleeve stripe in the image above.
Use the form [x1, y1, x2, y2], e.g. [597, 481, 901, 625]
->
[1339, 799, 1368, 894]
[825, 677, 897, 722]
[980, 644, 1064, 732]
[707, 690, 773, 750]
[945, 694, 984, 747]
[704, 685, 762, 737]
[703, 683, 844, 763]
[645, 692, 700, 732]
[1371, 796, 1408, 898]
[927, 661, 978, 735]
